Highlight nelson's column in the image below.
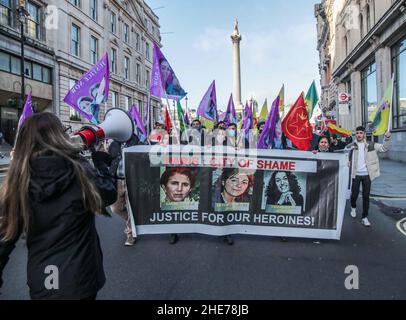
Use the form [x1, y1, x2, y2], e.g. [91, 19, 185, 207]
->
[231, 19, 244, 115]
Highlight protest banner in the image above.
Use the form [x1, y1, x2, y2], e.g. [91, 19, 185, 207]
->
[124, 146, 349, 240]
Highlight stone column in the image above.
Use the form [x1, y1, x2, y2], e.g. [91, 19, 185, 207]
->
[231, 19, 243, 115]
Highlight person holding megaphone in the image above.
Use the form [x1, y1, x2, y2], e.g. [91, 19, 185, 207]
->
[0, 112, 117, 300]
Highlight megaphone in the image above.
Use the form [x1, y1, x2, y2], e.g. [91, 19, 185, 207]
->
[72, 108, 134, 149]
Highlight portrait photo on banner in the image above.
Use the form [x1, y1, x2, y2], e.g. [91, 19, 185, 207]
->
[261, 170, 307, 215]
[160, 167, 200, 211]
[211, 168, 255, 212]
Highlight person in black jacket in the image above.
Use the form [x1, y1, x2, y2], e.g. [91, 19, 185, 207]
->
[0, 112, 117, 300]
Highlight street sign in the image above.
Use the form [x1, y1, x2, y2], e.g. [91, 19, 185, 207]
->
[338, 92, 350, 103]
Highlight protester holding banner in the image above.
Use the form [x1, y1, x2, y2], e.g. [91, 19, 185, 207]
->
[349, 126, 391, 226]
[0, 112, 117, 299]
[313, 136, 333, 153]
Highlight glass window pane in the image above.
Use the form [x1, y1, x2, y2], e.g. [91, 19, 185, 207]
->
[42, 67, 51, 83]
[27, 2, 39, 22]
[24, 61, 32, 78]
[0, 51, 9, 72]
[399, 48, 406, 128]
[33, 63, 42, 81]
[10, 56, 20, 74]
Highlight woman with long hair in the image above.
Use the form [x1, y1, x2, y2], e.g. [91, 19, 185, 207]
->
[160, 168, 195, 203]
[0, 112, 117, 300]
[266, 171, 304, 209]
[218, 169, 254, 204]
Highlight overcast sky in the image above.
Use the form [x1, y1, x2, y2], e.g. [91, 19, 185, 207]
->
[147, 0, 321, 111]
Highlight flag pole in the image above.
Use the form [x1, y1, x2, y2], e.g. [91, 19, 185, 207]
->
[388, 74, 395, 133]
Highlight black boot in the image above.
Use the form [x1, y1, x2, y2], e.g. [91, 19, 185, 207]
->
[169, 234, 179, 245]
[224, 235, 234, 246]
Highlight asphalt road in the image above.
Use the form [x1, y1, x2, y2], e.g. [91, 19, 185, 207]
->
[1, 195, 405, 300]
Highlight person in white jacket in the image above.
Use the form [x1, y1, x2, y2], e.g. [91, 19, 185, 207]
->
[349, 126, 391, 227]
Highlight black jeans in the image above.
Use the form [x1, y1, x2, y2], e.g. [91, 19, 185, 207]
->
[351, 175, 371, 218]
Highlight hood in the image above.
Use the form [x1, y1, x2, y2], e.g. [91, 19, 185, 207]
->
[29, 156, 76, 202]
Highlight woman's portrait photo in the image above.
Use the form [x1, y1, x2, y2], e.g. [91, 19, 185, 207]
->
[160, 167, 199, 210]
[212, 168, 254, 212]
[262, 171, 306, 215]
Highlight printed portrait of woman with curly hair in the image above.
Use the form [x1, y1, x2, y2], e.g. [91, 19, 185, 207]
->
[265, 171, 305, 214]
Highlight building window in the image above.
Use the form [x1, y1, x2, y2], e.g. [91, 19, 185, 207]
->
[136, 63, 140, 84]
[361, 62, 377, 129]
[90, 36, 98, 64]
[135, 32, 140, 51]
[70, 0, 80, 7]
[124, 96, 131, 111]
[0, 0, 11, 27]
[366, 5, 371, 32]
[111, 48, 117, 73]
[69, 79, 81, 121]
[112, 91, 118, 108]
[71, 24, 80, 56]
[124, 23, 129, 43]
[392, 38, 406, 129]
[359, 14, 364, 39]
[27, 1, 41, 40]
[110, 12, 116, 34]
[0, 51, 51, 83]
[124, 57, 130, 80]
[146, 69, 150, 88]
[90, 0, 97, 21]
[145, 42, 150, 60]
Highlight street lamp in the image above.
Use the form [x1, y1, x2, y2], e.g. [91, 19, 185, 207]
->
[16, 0, 29, 107]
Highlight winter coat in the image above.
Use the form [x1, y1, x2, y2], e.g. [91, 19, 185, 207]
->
[349, 136, 391, 181]
[0, 153, 117, 299]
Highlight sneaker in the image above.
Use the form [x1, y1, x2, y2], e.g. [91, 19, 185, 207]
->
[361, 218, 371, 227]
[124, 235, 135, 246]
[350, 208, 357, 218]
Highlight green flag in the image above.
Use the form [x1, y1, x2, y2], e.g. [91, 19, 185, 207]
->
[305, 80, 319, 118]
[259, 99, 268, 122]
[176, 101, 186, 134]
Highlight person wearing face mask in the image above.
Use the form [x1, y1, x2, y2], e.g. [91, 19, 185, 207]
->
[187, 119, 205, 146]
[226, 123, 238, 148]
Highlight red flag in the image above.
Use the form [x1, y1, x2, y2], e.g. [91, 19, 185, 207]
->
[164, 105, 173, 133]
[282, 92, 313, 151]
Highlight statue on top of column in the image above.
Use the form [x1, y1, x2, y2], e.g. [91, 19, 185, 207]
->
[231, 18, 241, 41]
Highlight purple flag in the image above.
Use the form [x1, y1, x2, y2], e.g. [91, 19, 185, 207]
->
[18, 92, 34, 129]
[144, 99, 150, 133]
[257, 96, 282, 149]
[150, 42, 187, 101]
[184, 109, 190, 126]
[197, 80, 218, 121]
[130, 104, 147, 141]
[64, 53, 109, 125]
[223, 94, 238, 126]
[242, 101, 253, 133]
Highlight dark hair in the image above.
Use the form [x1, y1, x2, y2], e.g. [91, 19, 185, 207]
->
[220, 168, 254, 201]
[0, 112, 102, 241]
[228, 123, 237, 128]
[356, 126, 365, 132]
[257, 121, 265, 129]
[160, 168, 195, 188]
[215, 121, 226, 129]
[318, 135, 330, 145]
[191, 119, 201, 126]
[266, 171, 302, 205]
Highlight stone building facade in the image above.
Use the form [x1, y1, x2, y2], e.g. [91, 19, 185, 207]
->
[315, 0, 406, 161]
[0, 0, 162, 143]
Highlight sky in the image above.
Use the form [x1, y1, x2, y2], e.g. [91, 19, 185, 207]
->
[147, 0, 321, 112]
